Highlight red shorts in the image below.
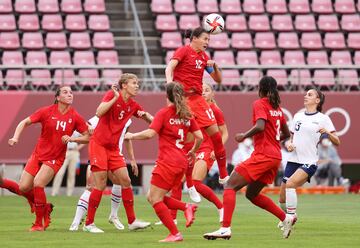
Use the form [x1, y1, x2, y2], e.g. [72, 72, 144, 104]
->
[89, 139, 126, 172]
[24, 152, 63, 177]
[235, 153, 281, 185]
[196, 148, 215, 170]
[187, 94, 217, 128]
[151, 162, 186, 191]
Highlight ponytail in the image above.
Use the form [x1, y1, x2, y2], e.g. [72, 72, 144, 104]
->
[184, 27, 209, 41]
[166, 82, 192, 119]
[54, 85, 64, 104]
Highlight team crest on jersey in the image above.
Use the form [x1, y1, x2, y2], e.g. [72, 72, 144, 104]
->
[127, 106, 131, 112]
[68, 118, 72, 123]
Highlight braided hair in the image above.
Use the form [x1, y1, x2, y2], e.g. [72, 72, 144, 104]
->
[258, 76, 281, 109]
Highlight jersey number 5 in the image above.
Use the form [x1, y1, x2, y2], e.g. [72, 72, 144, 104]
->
[175, 129, 184, 149]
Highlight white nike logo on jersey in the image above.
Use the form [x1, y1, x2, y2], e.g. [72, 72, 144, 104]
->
[51, 117, 57, 119]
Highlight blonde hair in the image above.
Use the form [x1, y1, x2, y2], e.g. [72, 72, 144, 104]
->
[118, 73, 138, 89]
[203, 82, 216, 104]
[166, 82, 192, 119]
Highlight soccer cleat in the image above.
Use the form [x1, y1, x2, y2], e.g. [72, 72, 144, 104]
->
[29, 223, 44, 232]
[83, 223, 104, 233]
[219, 176, 230, 185]
[128, 219, 151, 231]
[44, 203, 54, 229]
[282, 214, 296, 238]
[218, 208, 224, 223]
[69, 222, 79, 231]
[188, 186, 201, 203]
[109, 215, 125, 230]
[155, 219, 177, 226]
[203, 227, 231, 240]
[159, 233, 183, 243]
[278, 213, 297, 231]
[184, 204, 197, 228]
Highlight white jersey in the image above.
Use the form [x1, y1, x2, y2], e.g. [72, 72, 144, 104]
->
[287, 111, 335, 165]
[88, 116, 132, 154]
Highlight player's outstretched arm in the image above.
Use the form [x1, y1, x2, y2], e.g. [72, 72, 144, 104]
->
[165, 60, 179, 83]
[234, 119, 266, 143]
[96, 85, 119, 117]
[125, 129, 157, 140]
[8, 117, 32, 146]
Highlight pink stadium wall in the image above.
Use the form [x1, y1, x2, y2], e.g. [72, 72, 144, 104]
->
[0, 92, 359, 164]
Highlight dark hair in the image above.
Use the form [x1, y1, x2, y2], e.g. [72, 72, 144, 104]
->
[184, 27, 209, 41]
[258, 76, 281, 109]
[118, 73, 138, 89]
[309, 87, 325, 112]
[166, 82, 192, 119]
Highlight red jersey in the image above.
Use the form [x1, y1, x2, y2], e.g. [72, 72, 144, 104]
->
[200, 103, 226, 151]
[92, 90, 143, 150]
[150, 105, 200, 169]
[252, 98, 286, 159]
[172, 45, 209, 95]
[29, 104, 87, 161]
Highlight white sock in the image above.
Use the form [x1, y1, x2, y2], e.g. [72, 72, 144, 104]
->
[279, 202, 286, 212]
[285, 188, 297, 215]
[71, 190, 91, 225]
[110, 184, 122, 218]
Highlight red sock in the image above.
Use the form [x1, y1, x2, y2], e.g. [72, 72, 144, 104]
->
[170, 183, 182, 219]
[122, 187, 136, 224]
[1, 178, 22, 195]
[86, 188, 103, 226]
[193, 180, 223, 209]
[210, 132, 228, 179]
[0, 178, 34, 203]
[163, 196, 186, 211]
[33, 187, 47, 226]
[222, 189, 236, 228]
[185, 163, 194, 188]
[251, 194, 286, 221]
[153, 201, 179, 235]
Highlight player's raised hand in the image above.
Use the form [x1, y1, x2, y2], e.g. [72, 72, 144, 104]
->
[8, 138, 18, 147]
[207, 60, 216, 67]
[111, 85, 120, 98]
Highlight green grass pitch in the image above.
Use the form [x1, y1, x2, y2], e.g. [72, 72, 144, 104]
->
[0, 193, 359, 248]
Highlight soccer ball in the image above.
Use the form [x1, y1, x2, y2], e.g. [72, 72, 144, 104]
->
[203, 13, 225, 35]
